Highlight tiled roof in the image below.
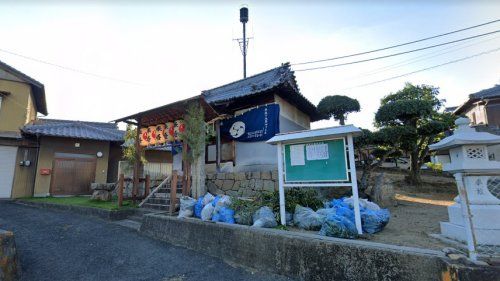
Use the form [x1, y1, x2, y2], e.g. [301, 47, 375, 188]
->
[0, 59, 48, 115]
[470, 84, 500, 99]
[22, 119, 124, 142]
[454, 84, 500, 114]
[202, 63, 323, 121]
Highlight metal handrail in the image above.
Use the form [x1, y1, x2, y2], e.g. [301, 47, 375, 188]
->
[138, 174, 172, 207]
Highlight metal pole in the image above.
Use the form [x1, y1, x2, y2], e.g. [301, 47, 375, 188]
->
[347, 134, 363, 234]
[242, 22, 247, 78]
[455, 172, 478, 261]
[277, 143, 286, 225]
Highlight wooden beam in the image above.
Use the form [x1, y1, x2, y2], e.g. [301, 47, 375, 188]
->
[144, 174, 150, 197]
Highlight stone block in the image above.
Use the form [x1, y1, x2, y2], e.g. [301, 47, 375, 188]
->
[240, 180, 249, 189]
[235, 172, 246, 181]
[261, 171, 272, 180]
[251, 171, 261, 179]
[263, 180, 275, 192]
[214, 179, 224, 188]
[222, 180, 235, 191]
[225, 173, 235, 180]
[206, 173, 215, 180]
[254, 179, 264, 191]
[91, 190, 112, 201]
[272, 170, 278, 180]
[232, 181, 241, 190]
[248, 179, 256, 189]
[91, 183, 115, 191]
[245, 172, 252, 179]
[241, 189, 256, 197]
[216, 173, 226, 180]
[206, 181, 218, 194]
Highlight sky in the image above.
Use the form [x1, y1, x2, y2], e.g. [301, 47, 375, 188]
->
[0, 1, 499, 130]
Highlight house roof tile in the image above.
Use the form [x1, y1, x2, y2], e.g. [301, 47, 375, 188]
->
[22, 119, 124, 142]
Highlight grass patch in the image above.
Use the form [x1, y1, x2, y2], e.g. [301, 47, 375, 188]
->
[21, 196, 137, 210]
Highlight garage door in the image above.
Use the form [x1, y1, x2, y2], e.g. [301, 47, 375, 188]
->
[0, 146, 18, 198]
[50, 154, 97, 195]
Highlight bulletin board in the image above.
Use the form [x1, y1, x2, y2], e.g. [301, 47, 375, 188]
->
[283, 138, 348, 183]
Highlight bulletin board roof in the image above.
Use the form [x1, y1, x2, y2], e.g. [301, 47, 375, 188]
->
[266, 125, 362, 145]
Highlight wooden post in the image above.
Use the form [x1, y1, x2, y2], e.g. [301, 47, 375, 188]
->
[133, 121, 142, 202]
[144, 174, 150, 197]
[215, 120, 221, 172]
[170, 170, 178, 215]
[118, 173, 124, 207]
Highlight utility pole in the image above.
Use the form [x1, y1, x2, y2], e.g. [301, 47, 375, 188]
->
[239, 7, 249, 78]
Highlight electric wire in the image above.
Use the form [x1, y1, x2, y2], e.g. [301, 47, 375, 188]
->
[292, 19, 500, 66]
[294, 30, 500, 72]
[0, 49, 145, 86]
[337, 47, 500, 91]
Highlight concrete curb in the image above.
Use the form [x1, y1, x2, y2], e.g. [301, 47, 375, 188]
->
[0, 229, 19, 281]
[15, 200, 137, 221]
[140, 214, 500, 281]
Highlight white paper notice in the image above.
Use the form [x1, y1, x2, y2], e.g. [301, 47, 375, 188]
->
[290, 144, 305, 166]
[306, 143, 329, 161]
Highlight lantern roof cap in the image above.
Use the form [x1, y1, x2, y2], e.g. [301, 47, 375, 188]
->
[429, 117, 500, 151]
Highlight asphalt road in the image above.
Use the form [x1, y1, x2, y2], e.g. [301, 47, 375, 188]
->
[0, 201, 292, 281]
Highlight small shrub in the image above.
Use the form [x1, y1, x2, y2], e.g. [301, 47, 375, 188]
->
[260, 188, 324, 214]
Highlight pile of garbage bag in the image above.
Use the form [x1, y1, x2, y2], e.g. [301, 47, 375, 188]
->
[179, 193, 235, 224]
[179, 192, 389, 237]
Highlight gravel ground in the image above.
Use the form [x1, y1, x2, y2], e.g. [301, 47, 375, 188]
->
[0, 201, 293, 281]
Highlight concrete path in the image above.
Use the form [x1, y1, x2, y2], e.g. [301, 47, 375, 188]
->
[0, 201, 292, 281]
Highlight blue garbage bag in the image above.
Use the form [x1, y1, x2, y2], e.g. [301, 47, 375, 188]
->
[328, 197, 350, 209]
[336, 206, 355, 223]
[219, 207, 235, 224]
[361, 208, 390, 234]
[211, 195, 221, 207]
[319, 214, 358, 239]
[194, 197, 204, 218]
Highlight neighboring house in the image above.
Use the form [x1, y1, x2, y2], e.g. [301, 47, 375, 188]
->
[202, 63, 323, 171]
[454, 84, 500, 129]
[0, 60, 47, 198]
[432, 85, 500, 165]
[21, 119, 124, 197]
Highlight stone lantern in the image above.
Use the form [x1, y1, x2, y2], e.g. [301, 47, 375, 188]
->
[429, 117, 500, 260]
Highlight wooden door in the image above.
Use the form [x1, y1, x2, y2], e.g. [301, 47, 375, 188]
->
[50, 155, 97, 195]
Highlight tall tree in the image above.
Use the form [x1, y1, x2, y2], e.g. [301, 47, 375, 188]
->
[317, 95, 360, 125]
[374, 83, 455, 185]
[183, 103, 207, 198]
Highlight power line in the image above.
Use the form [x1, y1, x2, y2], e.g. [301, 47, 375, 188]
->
[347, 34, 500, 80]
[338, 47, 500, 91]
[294, 30, 500, 72]
[292, 19, 500, 66]
[0, 48, 145, 86]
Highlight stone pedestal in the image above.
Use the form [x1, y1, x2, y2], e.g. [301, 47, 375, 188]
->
[91, 183, 116, 201]
[429, 117, 500, 259]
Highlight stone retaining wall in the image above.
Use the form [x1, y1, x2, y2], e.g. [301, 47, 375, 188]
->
[206, 171, 279, 197]
[0, 229, 19, 281]
[140, 214, 500, 281]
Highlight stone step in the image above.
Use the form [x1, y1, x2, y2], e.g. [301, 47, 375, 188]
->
[142, 203, 170, 211]
[447, 203, 500, 229]
[440, 221, 500, 246]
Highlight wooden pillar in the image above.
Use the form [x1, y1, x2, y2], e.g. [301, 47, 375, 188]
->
[118, 173, 124, 207]
[170, 170, 178, 215]
[144, 174, 150, 197]
[215, 120, 221, 172]
[133, 121, 142, 202]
